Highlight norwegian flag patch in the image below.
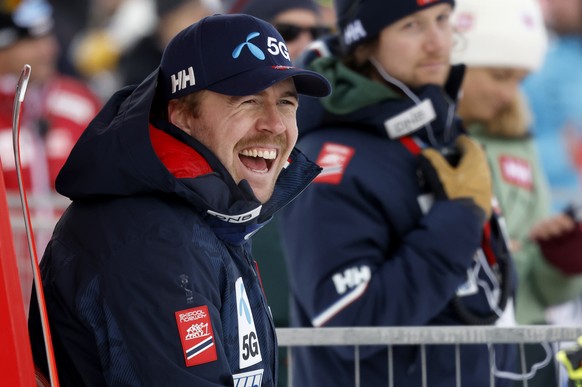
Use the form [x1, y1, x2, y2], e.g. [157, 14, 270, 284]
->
[175, 306, 218, 367]
[313, 142, 355, 185]
[499, 155, 533, 190]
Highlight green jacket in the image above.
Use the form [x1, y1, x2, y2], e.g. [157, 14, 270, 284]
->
[469, 124, 582, 324]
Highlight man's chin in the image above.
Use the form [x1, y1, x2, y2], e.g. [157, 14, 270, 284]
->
[250, 184, 275, 204]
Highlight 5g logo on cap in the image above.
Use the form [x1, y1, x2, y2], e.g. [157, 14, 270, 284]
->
[232, 32, 265, 60]
[232, 31, 290, 62]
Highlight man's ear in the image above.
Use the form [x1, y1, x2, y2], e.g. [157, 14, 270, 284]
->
[167, 100, 192, 135]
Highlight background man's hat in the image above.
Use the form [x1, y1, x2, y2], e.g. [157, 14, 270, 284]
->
[157, 13, 331, 101]
[0, 0, 53, 50]
[334, 0, 455, 52]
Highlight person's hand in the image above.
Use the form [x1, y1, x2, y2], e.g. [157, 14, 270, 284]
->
[419, 135, 493, 221]
[529, 213, 576, 241]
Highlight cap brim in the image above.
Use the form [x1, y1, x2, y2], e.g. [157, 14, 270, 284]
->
[206, 65, 331, 97]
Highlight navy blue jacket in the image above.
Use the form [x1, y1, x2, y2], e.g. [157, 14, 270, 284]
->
[28, 71, 321, 386]
[279, 40, 516, 386]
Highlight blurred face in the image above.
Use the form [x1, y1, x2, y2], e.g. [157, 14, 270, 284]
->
[370, 4, 454, 88]
[458, 67, 529, 125]
[169, 79, 299, 203]
[272, 9, 327, 62]
[0, 35, 59, 83]
[542, 0, 582, 34]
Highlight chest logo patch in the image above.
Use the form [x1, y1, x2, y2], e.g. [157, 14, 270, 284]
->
[236, 277, 263, 369]
[313, 142, 355, 185]
[175, 305, 217, 367]
[233, 368, 264, 386]
[499, 155, 533, 190]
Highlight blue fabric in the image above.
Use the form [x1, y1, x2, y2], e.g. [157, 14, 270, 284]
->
[522, 36, 582, 212]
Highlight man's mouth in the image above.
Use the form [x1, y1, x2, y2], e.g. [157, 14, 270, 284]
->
[239, 148, 277, 173]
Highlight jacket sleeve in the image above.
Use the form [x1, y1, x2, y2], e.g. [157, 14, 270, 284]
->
[279, 162, 484, 328]
[101, 233, 236, 386]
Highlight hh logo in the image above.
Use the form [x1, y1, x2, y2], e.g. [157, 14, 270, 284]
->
[313, 143, 355, 185]
[170, 66, 196, 94]
[417, 0, 439, 5]
[332, 265, 371, 295]
[175, 305, 217, 367]
[499, 155, 533, 190]
[343, 19, 366, 46]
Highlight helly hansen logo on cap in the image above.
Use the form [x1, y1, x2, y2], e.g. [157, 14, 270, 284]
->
[175, 305, 217, 367]
[417, 0, 440, 4]
[171, 66, 196, 94]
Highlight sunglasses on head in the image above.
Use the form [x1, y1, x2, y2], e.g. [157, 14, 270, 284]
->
[274, 23, 332, 42]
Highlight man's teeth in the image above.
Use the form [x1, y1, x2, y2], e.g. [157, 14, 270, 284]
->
[240, 149, 277, 159]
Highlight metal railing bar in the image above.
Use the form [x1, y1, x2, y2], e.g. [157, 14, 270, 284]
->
[387, 344, 393, 387]
[354, 345, 360, 387]
[421, 344, 427, 387]
[519, 343, 528, 387]
[276, 326, 582, 346]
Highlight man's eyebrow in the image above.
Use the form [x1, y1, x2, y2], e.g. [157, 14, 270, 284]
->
[226, 89, 298, 104]
[281, 90, 299, 100]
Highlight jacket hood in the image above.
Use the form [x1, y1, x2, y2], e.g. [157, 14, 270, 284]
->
[296, 36, 465, 146]
[56, 69, 321, 239]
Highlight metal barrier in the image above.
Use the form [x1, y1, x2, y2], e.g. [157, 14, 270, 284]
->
[277, 326, 582, 387]
[7, 192, 68, 315]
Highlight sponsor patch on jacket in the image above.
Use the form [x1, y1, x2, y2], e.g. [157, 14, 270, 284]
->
[313, 143, 355, 185]
[384, 99, 436, 139]
[175, 305, 217, 367]
[236, 277, 263, 369]
[233, 368, 264, 386]
[499, 155, 533, 190]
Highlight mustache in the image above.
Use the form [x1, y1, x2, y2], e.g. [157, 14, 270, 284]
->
[237, 133, 287, 150]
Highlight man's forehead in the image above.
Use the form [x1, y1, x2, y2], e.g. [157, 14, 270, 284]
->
[224, 78, 298, 100]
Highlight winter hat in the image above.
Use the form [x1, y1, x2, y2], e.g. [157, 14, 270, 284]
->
[237, 0, 319, 22]
[451, 0, 548, 71]
[334, 0, 455, 52]
[0, 0, 53, 50]
[157, 13, 331, 101]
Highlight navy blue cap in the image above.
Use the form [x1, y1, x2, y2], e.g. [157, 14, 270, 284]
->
[158, 13, 331, 100]
[335, 0, 455, 52]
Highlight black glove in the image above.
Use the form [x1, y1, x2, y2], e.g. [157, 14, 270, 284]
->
[418, 135, 492, 222]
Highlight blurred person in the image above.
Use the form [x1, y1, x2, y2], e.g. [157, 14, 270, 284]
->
[118, 0, 221, 87]
[278, 0, 518, 386]
[522, 0, 582, 213]
[236, 0, 332, 62]
[452, 0, 582, 385]
[70, 0, 158, 99]
[0, 0, 101, 309]
[522, 0, 582, 328]
[28, 13, 331, 386]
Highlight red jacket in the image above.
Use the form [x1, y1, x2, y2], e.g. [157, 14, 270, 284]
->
[0, 75, 101, 192]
